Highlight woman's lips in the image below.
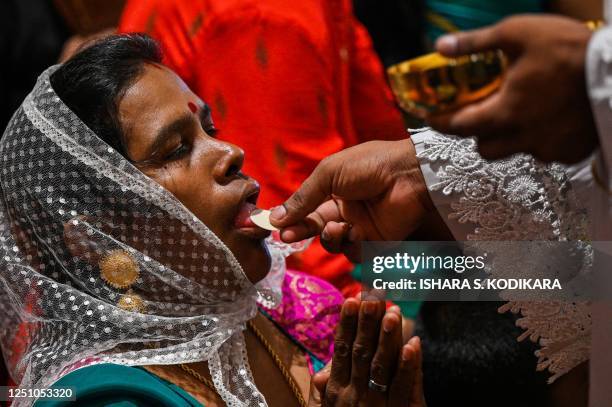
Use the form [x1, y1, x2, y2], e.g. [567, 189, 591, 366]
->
[234, 201, 270, 238]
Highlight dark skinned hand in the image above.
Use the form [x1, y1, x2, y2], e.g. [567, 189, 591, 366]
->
[307, 298, 426, 407]
[427, 14, 598, 164]
[269, 139, 433, 262]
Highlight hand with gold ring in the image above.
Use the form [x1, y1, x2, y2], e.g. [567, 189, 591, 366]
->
[307, 297, 426, 407]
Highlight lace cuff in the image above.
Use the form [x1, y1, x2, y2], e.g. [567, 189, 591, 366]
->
[410, 128, 592, 383]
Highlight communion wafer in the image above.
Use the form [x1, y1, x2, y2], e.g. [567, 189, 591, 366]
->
[249, 209, 279, 231]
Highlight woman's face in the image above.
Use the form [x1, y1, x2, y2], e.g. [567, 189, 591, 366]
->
[117, 64, 271, 282]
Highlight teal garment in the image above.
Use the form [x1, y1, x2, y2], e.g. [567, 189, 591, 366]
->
[35, 363, 203, 407]
[35, 343, 327, 407]
[426, 0, 546, 43]
[310, 356, 325, 373]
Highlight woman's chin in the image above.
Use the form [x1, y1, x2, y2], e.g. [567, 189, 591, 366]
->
[237, 241, 272, 284]
[243, 260, 272, 284]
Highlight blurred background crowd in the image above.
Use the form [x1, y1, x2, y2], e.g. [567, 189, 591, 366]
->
[1, 0, 603, 132]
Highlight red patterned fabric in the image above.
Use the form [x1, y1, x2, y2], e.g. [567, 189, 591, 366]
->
[119, 0, 406, 296]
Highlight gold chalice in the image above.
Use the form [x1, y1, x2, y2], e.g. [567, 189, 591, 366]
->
[387, 50, 506, 118]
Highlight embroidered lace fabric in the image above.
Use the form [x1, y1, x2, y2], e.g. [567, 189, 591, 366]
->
[414, 129, 592, 383]
[0, 66, 309, 407]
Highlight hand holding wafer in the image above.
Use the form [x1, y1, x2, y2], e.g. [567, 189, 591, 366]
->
[269, 140, 434, 258]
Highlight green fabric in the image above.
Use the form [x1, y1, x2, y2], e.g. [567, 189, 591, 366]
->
[35, 309, 328, 406]
[35, 363, 203, 407]
[426, 0, 545, 43]
[35, 321, 326, 406]
[310, 356, 326, 373]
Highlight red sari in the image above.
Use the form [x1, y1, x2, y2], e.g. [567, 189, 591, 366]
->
[119, 0, 406, 297]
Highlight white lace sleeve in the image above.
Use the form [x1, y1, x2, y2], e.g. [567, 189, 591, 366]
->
[410, 128, 592, 383]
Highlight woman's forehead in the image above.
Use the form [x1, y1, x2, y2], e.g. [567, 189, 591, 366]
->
[117, 65, 204, 156]
[120, 64, 200, 117]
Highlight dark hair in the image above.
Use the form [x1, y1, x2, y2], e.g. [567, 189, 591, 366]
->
[50, 34, 162, 158]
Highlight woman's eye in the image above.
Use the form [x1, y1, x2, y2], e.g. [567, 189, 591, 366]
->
[165, 143, 190, 160]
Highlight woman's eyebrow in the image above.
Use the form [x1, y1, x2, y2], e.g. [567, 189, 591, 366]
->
[146, 103, 213, 158]
[147, 114, 193, 156]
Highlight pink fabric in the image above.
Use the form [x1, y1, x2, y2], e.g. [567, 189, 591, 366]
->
[262, 269, 342, 364]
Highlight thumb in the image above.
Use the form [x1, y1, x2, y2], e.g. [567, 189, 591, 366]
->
[312, 361, 331, 393]
[307, 379, 323, 407]
[270, 159, 335, 228]
[308, 362, 331, 407]
[436, 25, 501, 57]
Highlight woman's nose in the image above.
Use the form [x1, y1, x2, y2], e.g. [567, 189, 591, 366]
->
[213, 142, 245, 184]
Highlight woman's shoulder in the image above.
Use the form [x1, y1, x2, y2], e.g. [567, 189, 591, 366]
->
[35, 363, 203, 406]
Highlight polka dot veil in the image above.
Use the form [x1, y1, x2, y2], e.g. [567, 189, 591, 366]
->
[0, 66, 306, 407]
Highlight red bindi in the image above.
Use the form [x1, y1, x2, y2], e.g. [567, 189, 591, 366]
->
[188, 102, 197, 113]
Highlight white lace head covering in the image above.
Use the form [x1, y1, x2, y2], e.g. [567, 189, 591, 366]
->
[0, 66, 305, 406]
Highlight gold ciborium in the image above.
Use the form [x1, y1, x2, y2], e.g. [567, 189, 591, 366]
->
[387, 50, 506, 118]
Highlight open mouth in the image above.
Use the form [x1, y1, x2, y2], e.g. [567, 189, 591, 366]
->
[233, 183, 270, 238]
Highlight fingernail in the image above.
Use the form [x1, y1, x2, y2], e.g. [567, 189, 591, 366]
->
[402, 345, 413, 361]
[383, 314, 396, 333]
[388, 305, 401, 314]
[321, 230, 330, 241]
[436, 34, 458, 54]
[344, 300, 358, 316]
[270, 205, 286, 221]
[363, 301, 376, 315]
[408, 336, 420, 347]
